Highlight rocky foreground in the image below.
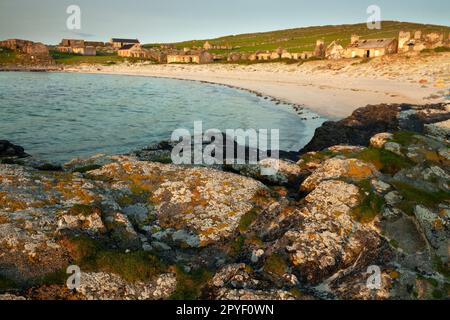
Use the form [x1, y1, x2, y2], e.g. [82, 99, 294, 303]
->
[0, 103, 449, 300]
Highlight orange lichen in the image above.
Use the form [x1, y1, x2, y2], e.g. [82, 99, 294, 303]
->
[0, 191, 28, 211]
[346, 160, 375, 179]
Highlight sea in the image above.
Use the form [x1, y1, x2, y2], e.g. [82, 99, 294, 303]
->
[0, 72, 326, 163]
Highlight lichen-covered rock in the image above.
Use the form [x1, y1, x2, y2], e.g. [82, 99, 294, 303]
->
[414, 205, 449, 260]
[0, 163, 113, 283]
[213, 288, 297, 300]
[424, 119, 450, 142]
[370, 133, 394, 149]
[283, 180, 385, 284]
[231, 158, 305, 186]
[384, 142, 403, 156]
[328, 270, 393, 300]
[300, 158, 378, 192]
[0, 294, 27, 300]
[89, 157, 267, 246]
[204, 264, 300, 300]
[77, 272, 177, 300]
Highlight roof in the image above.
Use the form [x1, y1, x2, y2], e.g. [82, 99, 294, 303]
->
[348, 38, 396, 49]
[118, 44, 135, 50]
[111, 38, 140, 44]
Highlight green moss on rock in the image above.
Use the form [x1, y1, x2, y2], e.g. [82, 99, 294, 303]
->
[238, 208, 259, 232]
[62, 235, 166, 283]
[264, 254, 288, 276]
[351, 190, 385, 223]
[169, 266, 212, 300]
[352, 148, 413, 174]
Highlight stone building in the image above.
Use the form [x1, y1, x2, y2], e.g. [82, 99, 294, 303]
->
[72, 46, 96, 56]
[344, 35, 398, 58]
[58, 38, 104, 55]
[203, 41, 213, 50]
[314, 39, 326, 58]
[60, 39, 85, 47]
[167, 50, 213, 64]
[228, 52, 242, 62]
[398, 31, 447, 52]
[111, 38, 140, 49]
[118, 44, 148, 58]
[325, 41, 345, 60]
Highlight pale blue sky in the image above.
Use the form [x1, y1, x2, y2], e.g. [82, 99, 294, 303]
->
[0, 0, 448, 44]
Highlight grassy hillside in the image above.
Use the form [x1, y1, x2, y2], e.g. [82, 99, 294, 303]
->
[0, 48, 17, 64]
[145, 21, 450, 54]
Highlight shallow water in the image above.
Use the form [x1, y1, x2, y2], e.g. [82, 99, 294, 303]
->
[0, 72, 326, 163]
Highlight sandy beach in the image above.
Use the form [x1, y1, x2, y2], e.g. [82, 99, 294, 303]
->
[62, 52, 450, 118]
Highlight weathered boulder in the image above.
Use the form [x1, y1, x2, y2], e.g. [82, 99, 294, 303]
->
[77, 272, 177, 300]
[88, 157, 267, 247]
[370, 133, 394, 149]
[300, 158, 378, 192]
[414, 205, 449, 260]
[204, 264, 299, 300]
[283, 180, 386, 284]
[231, 158, 305, 187]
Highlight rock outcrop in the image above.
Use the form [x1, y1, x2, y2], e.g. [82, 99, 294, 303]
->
[0, 104, 449, 300]
[301, 103, 450, 153]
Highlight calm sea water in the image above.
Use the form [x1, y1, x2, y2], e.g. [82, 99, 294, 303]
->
[0, 72, 326, 163]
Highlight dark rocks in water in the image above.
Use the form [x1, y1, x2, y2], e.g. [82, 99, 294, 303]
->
[131, 133, 299, 163]
[0, 140, 29, 158]
[300, 103, 450, 153]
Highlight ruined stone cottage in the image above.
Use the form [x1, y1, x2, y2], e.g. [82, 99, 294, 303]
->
[167, 50, 213, 64]
[344, 35, 398, 58]
[314, 40, 326, 58]
[398, 30, 448, 52]
[57, 38, 98, 56]
[110, 38, 140, 49]
[325, 41, 345, 60]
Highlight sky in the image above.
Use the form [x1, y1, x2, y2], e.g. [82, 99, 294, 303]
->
[0, 0, 449, 44]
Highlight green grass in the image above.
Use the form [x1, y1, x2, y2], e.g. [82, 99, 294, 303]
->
[352, 147, 414, 175]
[145, 21, 450, 54]
[63, 235, 166, 283]
[351, 189, 385, 223]
[422, 46, 450, 53]
[0, 47, 17, 64]
[391, 131, 419, 146]
[392, 181, 450, 215]
[50, 50, 126, 65]
[169, 266, 212, 300]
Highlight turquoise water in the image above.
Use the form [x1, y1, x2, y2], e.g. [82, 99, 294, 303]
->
[0, 72, 326, 163]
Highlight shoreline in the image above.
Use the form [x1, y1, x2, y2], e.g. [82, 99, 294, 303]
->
[1, 52, 448, 118]
[60, 53, 448, 118]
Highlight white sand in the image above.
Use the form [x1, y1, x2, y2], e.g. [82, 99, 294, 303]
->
[63, 52, 449, 119]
